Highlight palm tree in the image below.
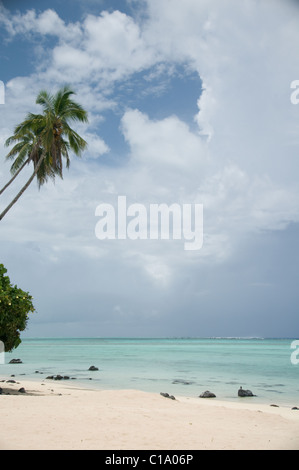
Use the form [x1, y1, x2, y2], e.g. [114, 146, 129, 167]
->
[0, 86, 88, 221]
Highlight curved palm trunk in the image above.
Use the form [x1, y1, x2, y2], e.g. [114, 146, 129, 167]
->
[0, 154, 45, 221]
[0, 158, 30, 196]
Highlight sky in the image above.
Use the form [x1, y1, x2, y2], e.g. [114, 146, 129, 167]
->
[0, 0, 298, 338]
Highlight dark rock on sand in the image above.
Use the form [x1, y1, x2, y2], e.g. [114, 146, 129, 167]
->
[292, 407, 299, 410]
[18, 387, 26, 393]
[238, 386, 256, 397]
[6, 379, 16, 384]
[199, 390, 216, 398]
[9, 358, 22, 364]
[160, 392, 176, 400]
[88, 365, 99, 371]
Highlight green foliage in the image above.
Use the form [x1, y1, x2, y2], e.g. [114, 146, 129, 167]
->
[0, 85, 89, 221]
[0, 264, 35, 352]
[4, 85, 89, 189]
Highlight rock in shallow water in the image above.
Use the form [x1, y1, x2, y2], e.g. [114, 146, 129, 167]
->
[199, 390, 216, 398]
[238, 386, 256, 397]
[46, 375, 71, 380]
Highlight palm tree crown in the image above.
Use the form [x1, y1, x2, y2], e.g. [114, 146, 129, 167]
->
[0, 86, 88, 220]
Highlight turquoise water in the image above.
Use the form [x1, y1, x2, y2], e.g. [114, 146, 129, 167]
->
[1, 338, 299, 406]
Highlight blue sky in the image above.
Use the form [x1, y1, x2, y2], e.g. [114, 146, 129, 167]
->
[0, 0, 299, 338]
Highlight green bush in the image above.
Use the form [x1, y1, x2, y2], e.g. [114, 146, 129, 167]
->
[0, 264, 35, 352]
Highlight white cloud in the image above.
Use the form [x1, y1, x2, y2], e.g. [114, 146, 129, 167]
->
[82, 132, 110, 159]
[121, 109, 207, 173]
[0, 7, 81, 41]
[0, 7, 158, 86]
[30, 9, 66, 36]
[144, 0, 299, 180]
[195, 83, 216, 141]
[83, 11, 153, 68]
[53, 44, 92, 71]
[48, 10, 158, 86]
[2, 0, 298, 246]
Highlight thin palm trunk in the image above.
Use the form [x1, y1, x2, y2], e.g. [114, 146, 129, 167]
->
[0, 158, 30, 196]
[0, 154, 45, 221]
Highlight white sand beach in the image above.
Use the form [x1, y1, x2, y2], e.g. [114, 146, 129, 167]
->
[0, 378, 299, 450]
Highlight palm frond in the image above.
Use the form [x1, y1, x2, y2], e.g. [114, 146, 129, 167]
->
[2, 85, 89, 198]
[36, 90, 55, 113]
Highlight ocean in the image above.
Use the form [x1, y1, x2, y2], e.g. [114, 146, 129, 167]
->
[2, 337, 299, 406]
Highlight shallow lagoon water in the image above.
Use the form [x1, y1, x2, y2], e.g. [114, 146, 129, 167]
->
[2, 337, 299, 406]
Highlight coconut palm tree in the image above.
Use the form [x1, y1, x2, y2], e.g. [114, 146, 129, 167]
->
[0, 86, 88, 221]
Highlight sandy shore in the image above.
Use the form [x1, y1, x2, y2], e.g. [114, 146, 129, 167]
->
[0, 378, 299, 450]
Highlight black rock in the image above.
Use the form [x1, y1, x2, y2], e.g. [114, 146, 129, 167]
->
[46, 374, 70, 380]
[9, 359, 22, 364]
[88, 366, 99, 371]
[160, 392, 176, 400]
[6, 379, 16, 384]
[199, 390, 216, 398]
[292, 407, 299, 410]
[238, 386, 256, 397]
[18, 387, 26, 393]
[0, 387, 2, 395]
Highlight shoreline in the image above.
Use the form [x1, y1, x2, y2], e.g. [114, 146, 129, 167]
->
[1, 377, 299, 450]
[2, 367, 298, 408]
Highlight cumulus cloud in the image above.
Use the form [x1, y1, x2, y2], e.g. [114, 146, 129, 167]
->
[1, 0, 298, 247]
[121, 109, 206, 171]
[82, 11, 155, 74]
[81, 132, 110, 159]
[0, 7, 81, 40]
